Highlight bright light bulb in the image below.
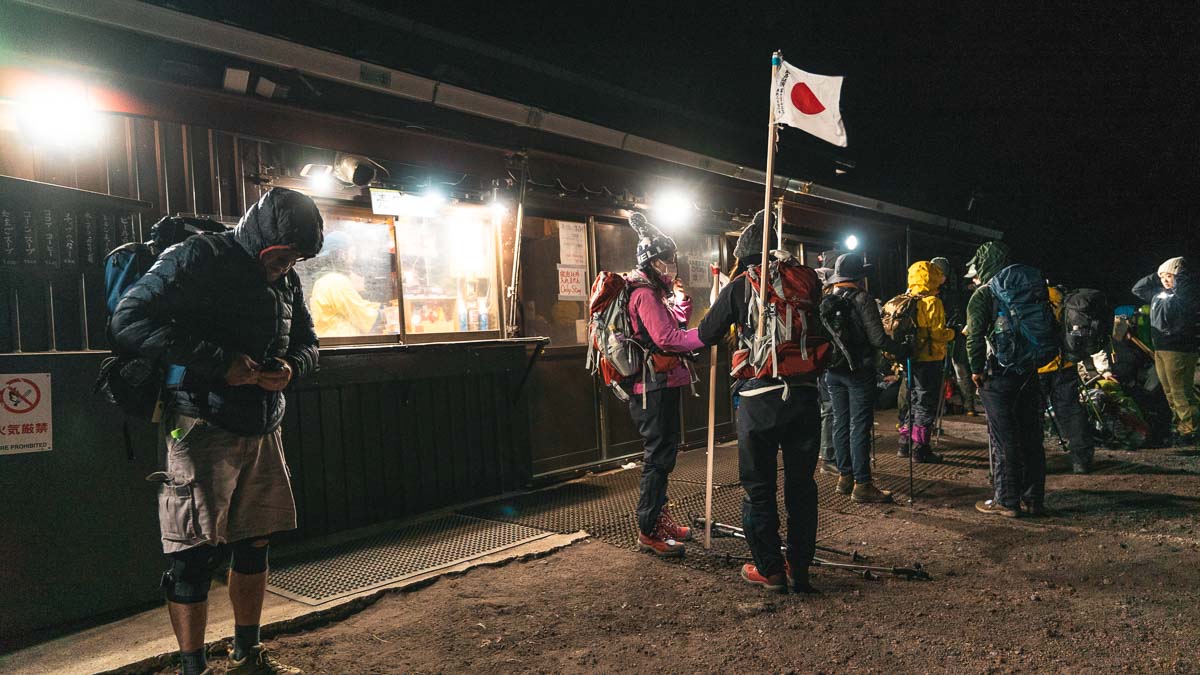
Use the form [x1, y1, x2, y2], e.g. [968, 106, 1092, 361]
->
[845, 235, 860, 251]
[16, 79, 104, 147]
[307, 172, 335, 192]
[651, 190, 694, 228]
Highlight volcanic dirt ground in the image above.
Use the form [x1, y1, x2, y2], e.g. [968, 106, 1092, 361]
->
[171, 420, 1200, 674]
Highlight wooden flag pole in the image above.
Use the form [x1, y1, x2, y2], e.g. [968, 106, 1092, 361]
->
[757, 51, 782, 338]
[704, 264, 720, 549]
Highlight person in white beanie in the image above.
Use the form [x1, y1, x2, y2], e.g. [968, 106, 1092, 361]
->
[1132, 257, 1199, 445]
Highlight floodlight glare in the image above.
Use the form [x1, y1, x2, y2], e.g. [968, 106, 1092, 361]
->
[16, 79, 104, 147]
[651, 191, 694, 228]
[844, 235, 860, 251]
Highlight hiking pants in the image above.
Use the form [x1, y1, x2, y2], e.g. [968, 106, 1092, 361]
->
[909, 361, 943, 429]
[818, 377, 835, 463]
[1039, 368, 1094, 466]
[737, 385, 820, 578]
[630, 386, 682, 536]
[1154, 350, 1199, 436]
[825, 369, 877, 483]
[980, 372, 1045, 508]
[952, 338, 977, 411]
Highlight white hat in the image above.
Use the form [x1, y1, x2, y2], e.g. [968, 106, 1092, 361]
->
[1158, 257, 1185, 276]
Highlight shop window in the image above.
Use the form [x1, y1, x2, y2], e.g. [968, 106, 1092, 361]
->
[394, 203, 500, 335]
[295, 206, 400, 340]
[520, 217, 589, 346]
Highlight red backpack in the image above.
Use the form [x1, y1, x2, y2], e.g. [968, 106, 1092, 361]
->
[584, 272, 645, 400]
[732, 253, 831, 381]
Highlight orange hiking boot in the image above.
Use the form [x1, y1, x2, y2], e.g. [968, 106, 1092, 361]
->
[657, 508, 692, 542]
[638, 529, 685, 557]
[740, 564, 787, 593]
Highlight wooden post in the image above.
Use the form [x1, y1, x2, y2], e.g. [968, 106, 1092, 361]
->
[704, 263, 720, 549]
[756, 51, 782, 338]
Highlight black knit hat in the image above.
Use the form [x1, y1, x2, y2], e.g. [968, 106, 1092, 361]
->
[630, 212, 677, 266]
[733, 210, 781, 261]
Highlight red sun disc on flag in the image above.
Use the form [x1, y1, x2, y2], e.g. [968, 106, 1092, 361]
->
[790, 83, 826, 115]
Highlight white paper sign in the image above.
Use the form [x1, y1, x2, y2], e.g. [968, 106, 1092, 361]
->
[557, 264, 588, 301]
[0, 373, 52, 455]
[558, 221, 588, 267]
[688, 258, 713, 288]
[575, 319, 588, 345]
[369, 188, 405, 216]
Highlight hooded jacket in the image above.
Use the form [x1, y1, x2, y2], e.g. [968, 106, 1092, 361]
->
[964, 241, 1011, 375]
[906, 261, 956, 362]
[111, 188, 323, 435]
[1132, 267, 1199, 352]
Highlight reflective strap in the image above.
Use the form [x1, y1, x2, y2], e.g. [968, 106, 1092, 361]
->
[799, 311, 809, 360]
[738, 383, 787, 397]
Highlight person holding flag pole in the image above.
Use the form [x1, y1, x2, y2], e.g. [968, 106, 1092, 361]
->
[695, 50, 844, 592]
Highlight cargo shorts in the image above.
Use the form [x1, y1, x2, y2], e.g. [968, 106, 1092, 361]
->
[149, 413, 297, 554]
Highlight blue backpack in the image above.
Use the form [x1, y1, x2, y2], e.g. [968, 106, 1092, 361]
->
[987, 264, 1059, 374]
[96, 216, 226, 420]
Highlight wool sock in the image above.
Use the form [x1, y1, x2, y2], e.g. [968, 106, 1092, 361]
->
[179, 647, 207, 675]
[232, 624, 261, 660]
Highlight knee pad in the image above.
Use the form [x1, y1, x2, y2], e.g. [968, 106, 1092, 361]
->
[162, 545, 227, 604]
[230, 538, 270, 575]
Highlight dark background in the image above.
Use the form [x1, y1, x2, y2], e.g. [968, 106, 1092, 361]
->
[159, 0, 1199, 301]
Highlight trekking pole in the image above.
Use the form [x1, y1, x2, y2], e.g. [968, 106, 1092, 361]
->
[905, 356, 915, 504]
[932, 336, 954, 448]
[704, 264, 720, 550]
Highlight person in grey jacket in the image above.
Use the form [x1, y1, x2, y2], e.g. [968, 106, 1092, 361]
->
[821, 253, 908, 502]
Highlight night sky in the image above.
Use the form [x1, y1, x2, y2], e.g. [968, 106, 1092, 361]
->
[381, 1, 1199, 300]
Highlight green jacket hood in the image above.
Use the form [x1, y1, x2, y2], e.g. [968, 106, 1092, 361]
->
[967, 241, 1011, 284]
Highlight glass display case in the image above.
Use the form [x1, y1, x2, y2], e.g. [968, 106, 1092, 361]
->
[295, 206, 400, 340]
[393, 202, 500, 336]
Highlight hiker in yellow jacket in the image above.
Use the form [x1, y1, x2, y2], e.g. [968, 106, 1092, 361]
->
[899, 261, 956, 463]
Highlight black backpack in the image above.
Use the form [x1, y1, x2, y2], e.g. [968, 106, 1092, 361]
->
[94, 215, 227, 420]
[819, 288, 864, 371]
[1060, 288, 1109, 362]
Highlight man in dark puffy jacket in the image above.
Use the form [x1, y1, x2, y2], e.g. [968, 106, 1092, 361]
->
[111, 188, 322, 675]
[1133, 257, 1199, 445]
[822, 252, 907, 502]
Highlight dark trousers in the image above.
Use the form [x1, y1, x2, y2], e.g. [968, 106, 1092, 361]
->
[818, 377, 835, 463]
[909, 361, 943, 428]
[980, 372, 1045, 508]
[629, 387, 682, 536]
[952, 338, 977, 411]
[1040, 368, 1095, 466]
[825, 369, 877, 482]
[737, 385, 821, 577]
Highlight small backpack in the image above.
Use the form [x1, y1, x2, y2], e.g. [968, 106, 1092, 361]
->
[986, 264, 1060, 374]
[818, 289, 862, 372]
[95, 215, 227, 420]
[1060, 288, 1109, 362]
[880, 293, 921, 362]
[732, 253, 831, 383]
[584, 271, 644, 402]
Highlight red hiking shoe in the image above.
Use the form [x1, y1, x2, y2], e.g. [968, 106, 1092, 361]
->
[657, 508, 692, 542]
[740, 564, 787, 593]
[637, 529, 685, 557]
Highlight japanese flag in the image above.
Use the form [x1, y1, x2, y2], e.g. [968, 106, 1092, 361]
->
[771, 60, 847, 147]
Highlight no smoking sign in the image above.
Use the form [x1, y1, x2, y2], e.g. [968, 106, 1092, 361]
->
[0, 373, 52, 455]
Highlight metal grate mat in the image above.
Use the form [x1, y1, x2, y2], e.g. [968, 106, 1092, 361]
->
[267, 515, 551, 605]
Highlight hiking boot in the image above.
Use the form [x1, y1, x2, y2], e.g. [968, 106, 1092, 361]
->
[851, 480, 894, 503]
[638, 530, 685, 557]
[785, 563, 819, 595]
[1173, 432, 1197, 447]
[657, 508, 692, 542]
[975, 499, 1019, 518]
[225, 646, 302, 675]
[740, 564, 787, 593]
[965, 409, 978, 417]
[1071, 458, 1092, 474]
[913, 445, 943, 464]
[819, 461, 840, 476]
[896, 444, 911, 457]
[1019, 500, 1047, 517]
[835, 474, 854, 495]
